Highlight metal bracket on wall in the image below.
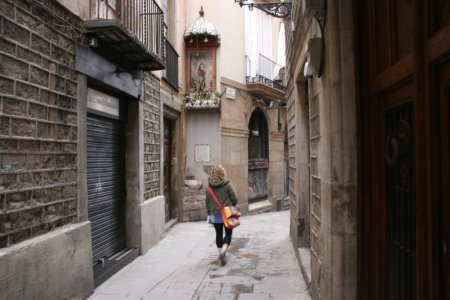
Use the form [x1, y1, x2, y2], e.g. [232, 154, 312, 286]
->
[234, 0, 292, 20]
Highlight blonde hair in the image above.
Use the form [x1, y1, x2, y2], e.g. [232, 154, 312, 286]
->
[210, 165, 226, 182]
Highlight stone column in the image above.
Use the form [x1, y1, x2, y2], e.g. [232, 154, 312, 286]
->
[312, 0, 358, 298]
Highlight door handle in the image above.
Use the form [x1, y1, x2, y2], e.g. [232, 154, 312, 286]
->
[385, 120, 411, 167]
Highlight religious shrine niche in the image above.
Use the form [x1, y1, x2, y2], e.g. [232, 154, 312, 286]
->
[184, 7, 220, 93]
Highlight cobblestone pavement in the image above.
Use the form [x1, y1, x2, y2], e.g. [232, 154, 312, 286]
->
[89, 210, 311, 300]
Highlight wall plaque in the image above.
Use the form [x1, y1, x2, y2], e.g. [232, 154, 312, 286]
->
[195, 144, 210, 163]
[226, 87, 236, 99]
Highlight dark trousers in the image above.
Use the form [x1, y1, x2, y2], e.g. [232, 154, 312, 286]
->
[213, 223, 232, 248]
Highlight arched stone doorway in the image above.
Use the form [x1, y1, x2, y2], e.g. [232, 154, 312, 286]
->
[248, 108, 269, 203]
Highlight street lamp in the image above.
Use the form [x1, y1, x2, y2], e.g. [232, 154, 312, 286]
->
[234, 0, 292, 20]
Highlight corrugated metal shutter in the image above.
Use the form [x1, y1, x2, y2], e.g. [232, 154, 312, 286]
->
[87, 113, 126, 263]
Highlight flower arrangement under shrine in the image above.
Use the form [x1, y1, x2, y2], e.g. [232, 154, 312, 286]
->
[184, 78, 221, 109]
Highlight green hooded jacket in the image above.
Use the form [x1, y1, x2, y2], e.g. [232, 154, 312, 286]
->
[205, 180, 238, 215]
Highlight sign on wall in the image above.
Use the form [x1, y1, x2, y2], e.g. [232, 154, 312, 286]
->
[195, 144, 210, 163]
[225, 87, 236, 99]
[87, 88, 119, 117]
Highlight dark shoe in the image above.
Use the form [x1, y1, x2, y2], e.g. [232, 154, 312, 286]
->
[219, 252, 226, 266]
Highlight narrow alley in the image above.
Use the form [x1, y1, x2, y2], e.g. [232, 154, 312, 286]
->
[2, 0, 448, 298]
[89, 211, 310, 300]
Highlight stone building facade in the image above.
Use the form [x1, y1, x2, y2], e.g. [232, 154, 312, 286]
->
[177, 2, 289, 221]
[0, 1, 92, 298]
[158, 0, 184, 226]
[0, 0, 81, 249]
[0, 0, 167, 298]
[286, 0, 357, 299]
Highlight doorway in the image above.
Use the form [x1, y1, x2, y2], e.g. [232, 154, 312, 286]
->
[163, 118, 173, 222]
[87, 112, 126, 264]
[248, 109, 269, 203]
[433, 60, 450, 300]
[85, 87, 137, 287]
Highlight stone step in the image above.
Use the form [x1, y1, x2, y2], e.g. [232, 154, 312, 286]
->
[165, 218, 178, 232]
[297, 247, 311, 288]
[248, 199, 273, 215]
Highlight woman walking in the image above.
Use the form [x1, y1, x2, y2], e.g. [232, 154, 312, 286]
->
[206, 165, 238, 266]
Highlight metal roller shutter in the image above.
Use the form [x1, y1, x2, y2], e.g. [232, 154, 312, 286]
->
[87, 113, 126, 264]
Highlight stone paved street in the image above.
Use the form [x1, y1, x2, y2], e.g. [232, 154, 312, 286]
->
[89, 211, 311, 300]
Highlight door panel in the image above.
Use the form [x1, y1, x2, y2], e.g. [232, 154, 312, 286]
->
[359, 0, 450, 298]
[384, 101, 416, 300]
[163, 119, 172, 222]
[377, 83, 417, 300]
[436, 61, 450, 299]
[360, 82, 417, 298]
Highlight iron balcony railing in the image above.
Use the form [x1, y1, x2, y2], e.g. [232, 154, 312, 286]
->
[164, 38, 179, 90]
[246, 54, 286, 91]
[89, 0, 165, 67]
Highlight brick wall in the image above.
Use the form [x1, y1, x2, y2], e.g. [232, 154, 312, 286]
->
[143, 74, 161, 200]
[0, 0, 82, 248]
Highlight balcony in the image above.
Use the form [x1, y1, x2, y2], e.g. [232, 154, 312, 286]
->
[84, 0, 165, 71]
[163, 38, 179, 90]
[246, 54, 286, 99]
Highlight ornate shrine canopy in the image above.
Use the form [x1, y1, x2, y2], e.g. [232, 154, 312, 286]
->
[184, 7, 220, 40]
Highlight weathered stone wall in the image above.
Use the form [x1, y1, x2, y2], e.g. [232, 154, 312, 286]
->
[268, 132, 286, 203]
[143, 74, 161, 200]
[181, 186, 207, 222]
[140, 195, 165, 254]
[287, 86, 298, 241]
[318, 2, 358, 298]
[0, 0, 82, 248]
[286, 1, 357, 299]
[220, 131, 248, 213]
[0, 222, 94, 300]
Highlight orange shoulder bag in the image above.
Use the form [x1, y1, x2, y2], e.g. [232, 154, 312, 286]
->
[208, 187, 241, 229]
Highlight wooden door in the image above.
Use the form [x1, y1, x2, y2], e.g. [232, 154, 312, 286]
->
[358, 0, 450, 298]
[429, 2, 450, 298]
[383, 87, 417, 300]
[163, 119, 172, 222]
[248, 109, 269, 202]
[432, 61, 450, 299]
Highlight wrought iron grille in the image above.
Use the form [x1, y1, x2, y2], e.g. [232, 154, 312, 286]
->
[385, 102, 416, 300]
[246, 54, 286, 91]
[164, 38, 179, 90]
[90, 0, 165, 62]
[248, 159, 269, 201]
